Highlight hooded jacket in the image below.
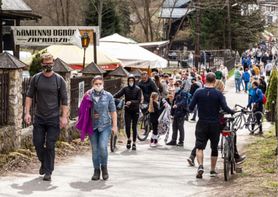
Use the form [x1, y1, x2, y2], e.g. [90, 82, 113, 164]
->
[76, 94, 93, 141]
[138, 78, 158, 103]
[114, 75, 142, 112]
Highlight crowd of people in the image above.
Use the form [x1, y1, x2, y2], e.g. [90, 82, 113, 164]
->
[24, 46, 276, 182]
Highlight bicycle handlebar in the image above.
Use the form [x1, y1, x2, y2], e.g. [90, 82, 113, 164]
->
[235, 104, 245, 109]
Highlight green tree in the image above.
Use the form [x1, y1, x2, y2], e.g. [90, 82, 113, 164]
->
[117, 0, 132, 36]
[189, 0, 265, 53]
[265, 68, 278, 111]
[29, 53, 42, 76]
[85, 0, 131, 37]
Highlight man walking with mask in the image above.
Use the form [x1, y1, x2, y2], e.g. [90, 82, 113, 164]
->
[114, 74, 142, 150]
[24, 53, 68, 181]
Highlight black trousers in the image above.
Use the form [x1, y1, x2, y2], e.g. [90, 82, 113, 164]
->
[125, 110, 139, 142]
[171, 116, 185, 143]
[33, 115, 60, 175]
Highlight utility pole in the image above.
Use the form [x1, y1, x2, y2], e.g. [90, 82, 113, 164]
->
[227, 0, 232, 50]
[194, 0, 201, 71]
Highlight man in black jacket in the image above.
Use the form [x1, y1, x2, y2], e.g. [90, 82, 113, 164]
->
[114, 74, 142, 150]
[138, 71, 158, 104]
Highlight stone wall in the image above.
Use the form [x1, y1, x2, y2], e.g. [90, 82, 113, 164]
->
[0, 69, 82, 153]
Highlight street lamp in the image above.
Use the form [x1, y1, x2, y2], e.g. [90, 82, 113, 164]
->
[81, 32, 90, 68]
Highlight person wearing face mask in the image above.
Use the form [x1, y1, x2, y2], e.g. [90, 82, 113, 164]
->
[166, 80, 190, 146]
[114, 74, 142, 150]
[24, 53, 68, 181]
[86, 75, 117, 181]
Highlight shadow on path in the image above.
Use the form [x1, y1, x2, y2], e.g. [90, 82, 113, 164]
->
[70, 180, 113, 192]
[11, 177, 58, 195]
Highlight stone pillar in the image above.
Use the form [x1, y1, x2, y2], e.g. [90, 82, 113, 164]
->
[0, 69, 23, 152]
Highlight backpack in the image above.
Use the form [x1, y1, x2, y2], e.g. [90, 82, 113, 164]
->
[256, 89, 267, 104]
[34, 72, 62, 106]
[262, 95, 267, 104]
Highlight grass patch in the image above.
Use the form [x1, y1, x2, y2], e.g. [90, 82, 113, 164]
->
[228, 67, 235, 79]
[242, 127, 277, 190]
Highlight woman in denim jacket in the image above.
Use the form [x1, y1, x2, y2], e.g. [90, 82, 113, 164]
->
[89, 76, 117, 181]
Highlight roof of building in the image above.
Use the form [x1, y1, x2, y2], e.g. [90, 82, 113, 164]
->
[160, 7, 193, 19]
[53, 58, 73, 73]
[138, 40, 170, 47]
[108, 66, 129, 77]
[1, 0, 41, 20]
[0, 52, 27, 69]
[2, 0, 32, 11]
[129, 69, 142, 77]
[163, 0, 191, 8]
[80, 62, 106, 74]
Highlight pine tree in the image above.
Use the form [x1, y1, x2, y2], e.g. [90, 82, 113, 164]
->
[265, 68, 278, 111]
[85, 0, 131, 37]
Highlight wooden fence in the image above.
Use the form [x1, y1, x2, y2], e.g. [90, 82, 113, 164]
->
[70, 77, 121, 119]
[22, 78, 36, 128]
[0, 72, 9, 127]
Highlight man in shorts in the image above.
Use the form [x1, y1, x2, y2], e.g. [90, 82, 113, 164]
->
[189, 72, 234, 179]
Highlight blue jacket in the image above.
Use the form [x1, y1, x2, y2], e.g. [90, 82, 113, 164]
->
[248, 88, 263, 107]
[90, 90, 116, 132]
[242, 57, 251, 67]
[242, 71, 250, 82]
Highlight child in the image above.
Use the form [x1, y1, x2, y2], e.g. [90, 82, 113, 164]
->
[148, 92, 160, 147]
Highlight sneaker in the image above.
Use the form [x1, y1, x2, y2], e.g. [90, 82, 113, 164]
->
[177, 142, 184, 147]
[132, 143, 136, 151]
[151, 139, 158, 147]
[235, 155, 246, 164]
[210, 171, 218, 177]
[196, 165, 204, 179]
[249, 132, 254, 135]
[187, 156, 195, 167]
[126, 140, 131, 150]
[166, 141, 176, 146]
[43, 174, 51, 181]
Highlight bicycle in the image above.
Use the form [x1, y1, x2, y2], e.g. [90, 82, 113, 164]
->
[137, 103, 152, 141]
[233, 104, 264, 133]
[220, 115, 237, 181]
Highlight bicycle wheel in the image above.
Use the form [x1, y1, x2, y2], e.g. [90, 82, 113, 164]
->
[110, 133, 117, 152]
[247, 111, 263, 132]
[223, 139, 231, 181]
[137, 115, 150, 141]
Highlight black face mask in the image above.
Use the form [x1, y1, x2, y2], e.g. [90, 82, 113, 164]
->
[42, 64, 54, 72]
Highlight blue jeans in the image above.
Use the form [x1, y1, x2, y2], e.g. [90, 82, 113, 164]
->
[244, 81, 249, 92]
[90, 126, 112, 169]
[235, 78, 241, 92]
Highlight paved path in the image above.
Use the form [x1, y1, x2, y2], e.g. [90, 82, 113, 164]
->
[0, 78, 253, 197]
